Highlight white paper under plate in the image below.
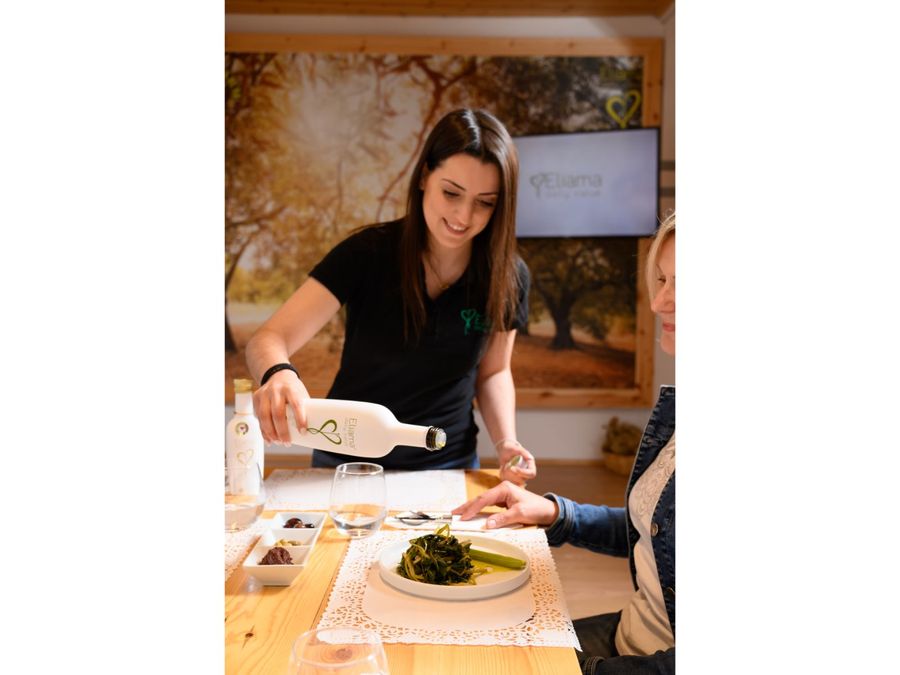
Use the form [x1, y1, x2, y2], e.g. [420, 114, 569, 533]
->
[264, 469, 467, 511]
[317, 529, 580, 648]
[378, 535, 530, 601]
[363, 561, 535, 632]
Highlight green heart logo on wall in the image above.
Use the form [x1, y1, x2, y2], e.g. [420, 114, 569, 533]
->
[605, 90, 642, 129]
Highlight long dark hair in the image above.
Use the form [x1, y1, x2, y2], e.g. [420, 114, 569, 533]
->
[399, 109, 520, 341]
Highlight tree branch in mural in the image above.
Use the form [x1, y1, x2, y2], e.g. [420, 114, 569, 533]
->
[463, 56, 642, 136]
[224, 205, 284, 351]
[372, 56, 477, 223]
[226, 53, 291, 351]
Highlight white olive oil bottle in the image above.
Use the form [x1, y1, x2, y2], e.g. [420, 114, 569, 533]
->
[225, 378, 265, 494]
[287, 399, 446, 458]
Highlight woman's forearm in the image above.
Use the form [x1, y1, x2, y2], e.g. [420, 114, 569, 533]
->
[475, 367, 518, 446]
[244, 277, 342, 384]
[245, 329, 293, 385]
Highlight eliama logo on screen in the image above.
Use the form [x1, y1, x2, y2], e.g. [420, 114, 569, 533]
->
[528, 172, 603, 199]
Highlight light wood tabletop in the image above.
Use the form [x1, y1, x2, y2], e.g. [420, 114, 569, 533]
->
[225, 468, 581, 674]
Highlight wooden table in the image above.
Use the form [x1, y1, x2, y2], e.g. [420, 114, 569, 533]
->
[225, 469, 581, 674]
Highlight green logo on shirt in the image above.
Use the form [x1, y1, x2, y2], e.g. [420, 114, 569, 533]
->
[460, 309, 488, 335]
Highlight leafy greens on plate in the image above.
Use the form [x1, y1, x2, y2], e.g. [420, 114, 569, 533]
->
[396, 524, 526, 586]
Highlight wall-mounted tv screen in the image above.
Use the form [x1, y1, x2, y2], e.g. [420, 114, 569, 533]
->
[514, 127, 659, 237]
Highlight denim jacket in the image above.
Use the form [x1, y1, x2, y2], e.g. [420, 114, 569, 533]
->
[544, 386, 675, 675]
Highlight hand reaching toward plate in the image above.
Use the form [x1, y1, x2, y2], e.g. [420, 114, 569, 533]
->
[452, 480, 559, 529]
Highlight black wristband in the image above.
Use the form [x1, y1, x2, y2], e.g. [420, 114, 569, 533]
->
[260, 363, 300, 386]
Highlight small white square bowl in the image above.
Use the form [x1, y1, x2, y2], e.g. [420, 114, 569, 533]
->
[268, 527, 319, 546]
[242, 536, 312, 586]
[271, 511, 326, 529]
[270, 512, 326, 545]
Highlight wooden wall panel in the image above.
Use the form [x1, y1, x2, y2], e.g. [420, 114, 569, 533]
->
[225, 1, 673, 18]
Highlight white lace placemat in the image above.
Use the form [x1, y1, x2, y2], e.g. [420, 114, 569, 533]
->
[224, 519, 269, 581]
[361, 561, 535, 631]
[264, 469, 468, 512]
[317, 529, 580, 648]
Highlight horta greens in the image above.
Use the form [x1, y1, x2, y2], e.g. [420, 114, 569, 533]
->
[396, 524, 526, 586]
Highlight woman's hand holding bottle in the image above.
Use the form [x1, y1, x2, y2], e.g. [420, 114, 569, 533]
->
[253, 369, 310, 445]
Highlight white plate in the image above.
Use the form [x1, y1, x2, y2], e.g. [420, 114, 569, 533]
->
[378, 534, 530, 601]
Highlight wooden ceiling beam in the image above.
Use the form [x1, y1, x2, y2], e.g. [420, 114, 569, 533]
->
[225, 1, 674, 19]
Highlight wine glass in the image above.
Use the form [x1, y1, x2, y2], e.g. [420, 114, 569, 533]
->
[288, 627, 389, 675]
[328, 462, 386, 538]
[224, 463, 266, 531]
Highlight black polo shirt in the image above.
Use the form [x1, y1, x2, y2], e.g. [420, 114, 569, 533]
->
[307, 219, 530, 470]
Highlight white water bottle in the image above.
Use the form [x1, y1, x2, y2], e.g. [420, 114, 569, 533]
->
[287, 398, 446, 458]
[225, 378, 265, 493]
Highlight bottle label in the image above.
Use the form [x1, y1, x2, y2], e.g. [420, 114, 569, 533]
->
[308, 417, 358, 450]
[235, 422, 249, 436]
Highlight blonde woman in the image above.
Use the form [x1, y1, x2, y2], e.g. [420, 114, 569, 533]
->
[454, 213, 676, 674]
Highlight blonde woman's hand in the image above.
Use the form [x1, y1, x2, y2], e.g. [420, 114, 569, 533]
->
[452, 480, 558, 529]
[252, 369, 310, 445]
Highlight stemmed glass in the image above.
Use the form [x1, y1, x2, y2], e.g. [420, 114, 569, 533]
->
[224, 463, 266, 531]
[328, 462, 386, 538]
[288, 626, 389, 675]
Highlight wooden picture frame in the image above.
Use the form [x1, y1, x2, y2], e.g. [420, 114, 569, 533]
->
[226, 33, 663, 408]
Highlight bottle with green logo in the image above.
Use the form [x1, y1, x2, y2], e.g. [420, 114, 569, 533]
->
[287, 399, 446, 458]
[226, 378, 264, 469]
[225, 379, 266, 530]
